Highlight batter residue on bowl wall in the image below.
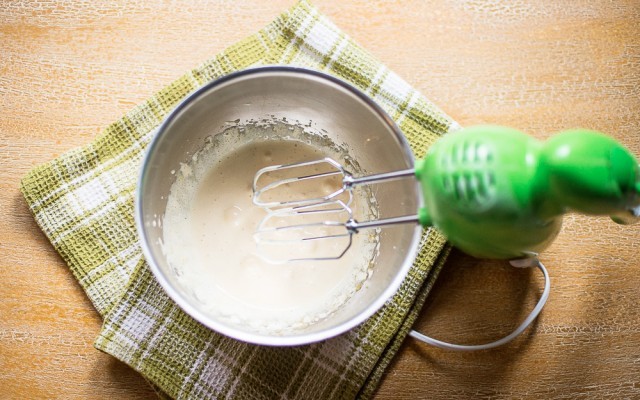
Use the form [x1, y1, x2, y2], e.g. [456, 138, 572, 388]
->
[162, 119, 379, 335]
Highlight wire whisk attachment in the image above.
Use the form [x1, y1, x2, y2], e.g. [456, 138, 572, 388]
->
[254, 199, 420, 264]
[252, 158, 353, 209]
[252, 157, 419, 263]
[254, 200, 355, 263]
[252, 157, 415, 210]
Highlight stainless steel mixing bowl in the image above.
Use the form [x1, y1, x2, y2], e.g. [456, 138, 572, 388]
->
[136, 66, 423, 345]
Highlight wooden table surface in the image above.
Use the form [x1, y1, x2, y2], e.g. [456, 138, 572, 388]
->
[2, 0, 639, 398]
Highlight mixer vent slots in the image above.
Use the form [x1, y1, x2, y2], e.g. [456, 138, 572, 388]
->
[440, 140, 496, 205]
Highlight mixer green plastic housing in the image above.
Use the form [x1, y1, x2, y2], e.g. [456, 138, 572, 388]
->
[415, 125, 640, 259]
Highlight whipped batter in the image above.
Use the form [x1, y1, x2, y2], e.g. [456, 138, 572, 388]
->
[162, 121, 378, 334]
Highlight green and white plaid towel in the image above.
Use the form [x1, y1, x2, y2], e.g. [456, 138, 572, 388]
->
[21, 1, 456, 398]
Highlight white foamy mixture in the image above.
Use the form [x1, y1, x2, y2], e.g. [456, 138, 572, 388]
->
[162, 122, 378, 334]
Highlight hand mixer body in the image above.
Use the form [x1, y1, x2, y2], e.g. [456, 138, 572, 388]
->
[416, 126, 640, 259]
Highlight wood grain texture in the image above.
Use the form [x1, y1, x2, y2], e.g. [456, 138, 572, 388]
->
[1, 0, 639, 398]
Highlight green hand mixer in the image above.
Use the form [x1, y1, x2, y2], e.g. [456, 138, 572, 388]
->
[253, 125, 639, 350]
[253, 125, 640, 263]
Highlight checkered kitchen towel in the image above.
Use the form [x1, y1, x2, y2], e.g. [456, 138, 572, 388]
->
[21, 1, 456, 398]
